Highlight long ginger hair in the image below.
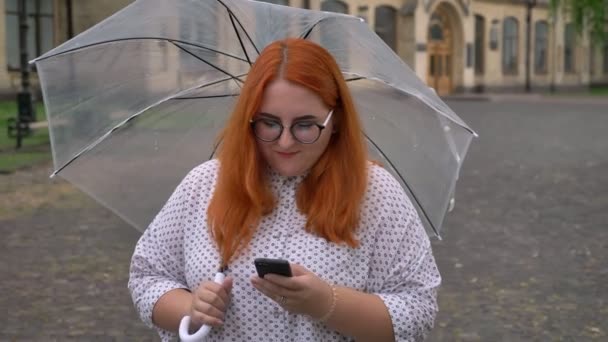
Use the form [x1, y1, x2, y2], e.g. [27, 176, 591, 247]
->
[207, 38, 368, 266]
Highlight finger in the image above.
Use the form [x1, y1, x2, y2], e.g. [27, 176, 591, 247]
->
[250, 279, 287, 305]
[198, 288, 229, 312]
[191, 310, 224, 327]
[263, 273, 300, 291]
[198, 278, 233, 308]
[251, 275, 294, 298]
[192, 299, 227, 321]
[289, 263, 311, 277]
[217, 276, 234, 306]
[221, 276, 234, 293]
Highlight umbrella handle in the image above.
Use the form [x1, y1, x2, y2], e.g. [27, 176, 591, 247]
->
[178, 272, 226, 342]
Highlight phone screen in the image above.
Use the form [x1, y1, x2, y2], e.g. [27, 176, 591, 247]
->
[254, 258, 293, 278]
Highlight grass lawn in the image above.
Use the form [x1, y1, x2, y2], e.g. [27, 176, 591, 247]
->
[0, 100, 50, 173]
[546, 86, 608, 97]
[589, 86, 608, 96]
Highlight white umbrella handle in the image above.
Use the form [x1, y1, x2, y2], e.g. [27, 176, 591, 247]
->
[179, 272, 226, 342]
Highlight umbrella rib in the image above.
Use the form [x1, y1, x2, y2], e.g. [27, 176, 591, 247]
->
[300, 17, 332, 40]
[173, 72, 247, 100]
[302, 25, 315, 40]
[174, 94, 239, 100]
[50, 81, 230, 177]
[216, 0, 260, 58]
[208, 137, 222, 160]
[300, 15, 357, 40]
[228, 13, 252, 66]
[193, 73, 247, 90]
[363, 132, 440, 237]
[342, 74, 477, 136]
[169, 41, 245, 83]
[32, 37, 249, 64]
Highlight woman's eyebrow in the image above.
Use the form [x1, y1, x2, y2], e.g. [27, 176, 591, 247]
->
[257, 112, 318, 120]
[257, 112, 280, 119]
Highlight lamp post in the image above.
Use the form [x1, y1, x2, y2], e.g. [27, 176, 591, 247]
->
[524, 0, 537, 92]
[15, 0, 34, 148]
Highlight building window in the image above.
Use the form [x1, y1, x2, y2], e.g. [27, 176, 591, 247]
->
[564, 23, 576, 73]
[474, 14, 485, 75]
[321, 0, 348, 14]
[375, 6, 397, 51]
[5, 0, 54, 70]
[502, 17, 519, 74]
[428, 13, 445, 41]
[534, 20, 548, 74]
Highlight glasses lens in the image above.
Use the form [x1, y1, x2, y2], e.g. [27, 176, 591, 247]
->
[292, 122, 321, 144]
[253, 119, 282, 141]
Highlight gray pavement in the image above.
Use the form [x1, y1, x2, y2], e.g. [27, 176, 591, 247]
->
[1, 97, 607, 341]
[429, 99, 608, 341]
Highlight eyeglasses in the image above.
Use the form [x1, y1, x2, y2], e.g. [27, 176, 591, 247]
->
[250, 109, 333, 144]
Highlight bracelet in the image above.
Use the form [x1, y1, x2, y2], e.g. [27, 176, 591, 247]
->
[318, 283, 338, 322]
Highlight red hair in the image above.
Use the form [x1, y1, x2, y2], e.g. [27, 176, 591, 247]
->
[207, 38, 368, 266]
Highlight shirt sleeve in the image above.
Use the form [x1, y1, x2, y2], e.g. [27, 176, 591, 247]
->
[128, 167, 202, 341]
[366, 166, 442, 342]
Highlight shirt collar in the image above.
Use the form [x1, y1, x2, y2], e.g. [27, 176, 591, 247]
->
[265, 165, 308, 186]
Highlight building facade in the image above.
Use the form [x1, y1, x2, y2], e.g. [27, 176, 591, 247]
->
[1, 0, 607, 96]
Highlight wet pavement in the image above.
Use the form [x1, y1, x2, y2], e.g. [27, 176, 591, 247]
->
[1, 97, 607, 341]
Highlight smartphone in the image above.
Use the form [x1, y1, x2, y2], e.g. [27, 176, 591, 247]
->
[254, 258, 293, 278]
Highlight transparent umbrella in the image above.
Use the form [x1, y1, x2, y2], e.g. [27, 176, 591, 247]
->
[32, 0, 475, 245]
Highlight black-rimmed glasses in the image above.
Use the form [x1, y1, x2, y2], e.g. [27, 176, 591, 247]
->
[250, 109, 333, 144]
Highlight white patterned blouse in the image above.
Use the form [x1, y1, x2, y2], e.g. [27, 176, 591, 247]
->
[128, 159, 441, 342]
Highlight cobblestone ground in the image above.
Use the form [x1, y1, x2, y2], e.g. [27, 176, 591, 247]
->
[428, 99, 608, 342]
[1, 98, 607, 341]
[0, 163, 156, 341]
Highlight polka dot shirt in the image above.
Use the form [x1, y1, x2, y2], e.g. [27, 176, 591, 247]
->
[128, 159, 441, 341]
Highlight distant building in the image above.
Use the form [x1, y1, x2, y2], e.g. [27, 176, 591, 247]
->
[1, 0, 606, 96]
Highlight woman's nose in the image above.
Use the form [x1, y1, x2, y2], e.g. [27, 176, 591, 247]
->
[277, 127, 296, 148]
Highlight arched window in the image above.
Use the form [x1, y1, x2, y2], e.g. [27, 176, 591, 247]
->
[502, 17, 519, 74]
[534, 20, 548, 74]
[321, 0, 348, 14]
[375, 6, 397, 50]
[257, 0, 290, 5]
[564, 23, 576, 73]
[474, 14, 485, 75]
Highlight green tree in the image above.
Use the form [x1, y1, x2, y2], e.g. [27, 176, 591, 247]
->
[550, 0, 607, 44]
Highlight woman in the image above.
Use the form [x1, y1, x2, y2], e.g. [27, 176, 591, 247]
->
[129, 38, 440, 341]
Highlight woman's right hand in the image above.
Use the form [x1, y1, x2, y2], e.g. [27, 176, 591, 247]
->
[189, 276, 234, 328]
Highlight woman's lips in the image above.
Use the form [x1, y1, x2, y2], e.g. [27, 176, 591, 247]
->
[276, 151, 299, 158]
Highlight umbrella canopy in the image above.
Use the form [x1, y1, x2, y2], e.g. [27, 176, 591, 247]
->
[32, 0, 476, 238]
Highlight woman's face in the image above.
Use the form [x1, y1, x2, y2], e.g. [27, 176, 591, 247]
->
[254, 79, 334, 177]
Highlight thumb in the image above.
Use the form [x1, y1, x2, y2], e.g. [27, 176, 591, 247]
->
[289, 263, 311, 277]
[221, 276, 234, 292]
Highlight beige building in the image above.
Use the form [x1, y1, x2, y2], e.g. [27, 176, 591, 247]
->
[1, 0, 607, 96]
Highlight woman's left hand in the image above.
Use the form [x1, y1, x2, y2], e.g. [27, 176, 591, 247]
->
[251, 263, 333, 320]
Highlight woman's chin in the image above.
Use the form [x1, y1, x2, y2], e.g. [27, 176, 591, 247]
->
[271, 163, 305, 177]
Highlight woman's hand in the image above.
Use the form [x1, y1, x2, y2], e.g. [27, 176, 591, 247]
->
[251, 263, 333, 320]
[189, 277, 234, 328]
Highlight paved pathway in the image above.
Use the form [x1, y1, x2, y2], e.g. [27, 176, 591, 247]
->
[1, 97, 606, 341]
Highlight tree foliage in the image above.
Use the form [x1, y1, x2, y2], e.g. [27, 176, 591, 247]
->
[549, 0, 607, 45]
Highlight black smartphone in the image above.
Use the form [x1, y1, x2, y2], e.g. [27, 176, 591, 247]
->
[254, 258, 293, 278]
